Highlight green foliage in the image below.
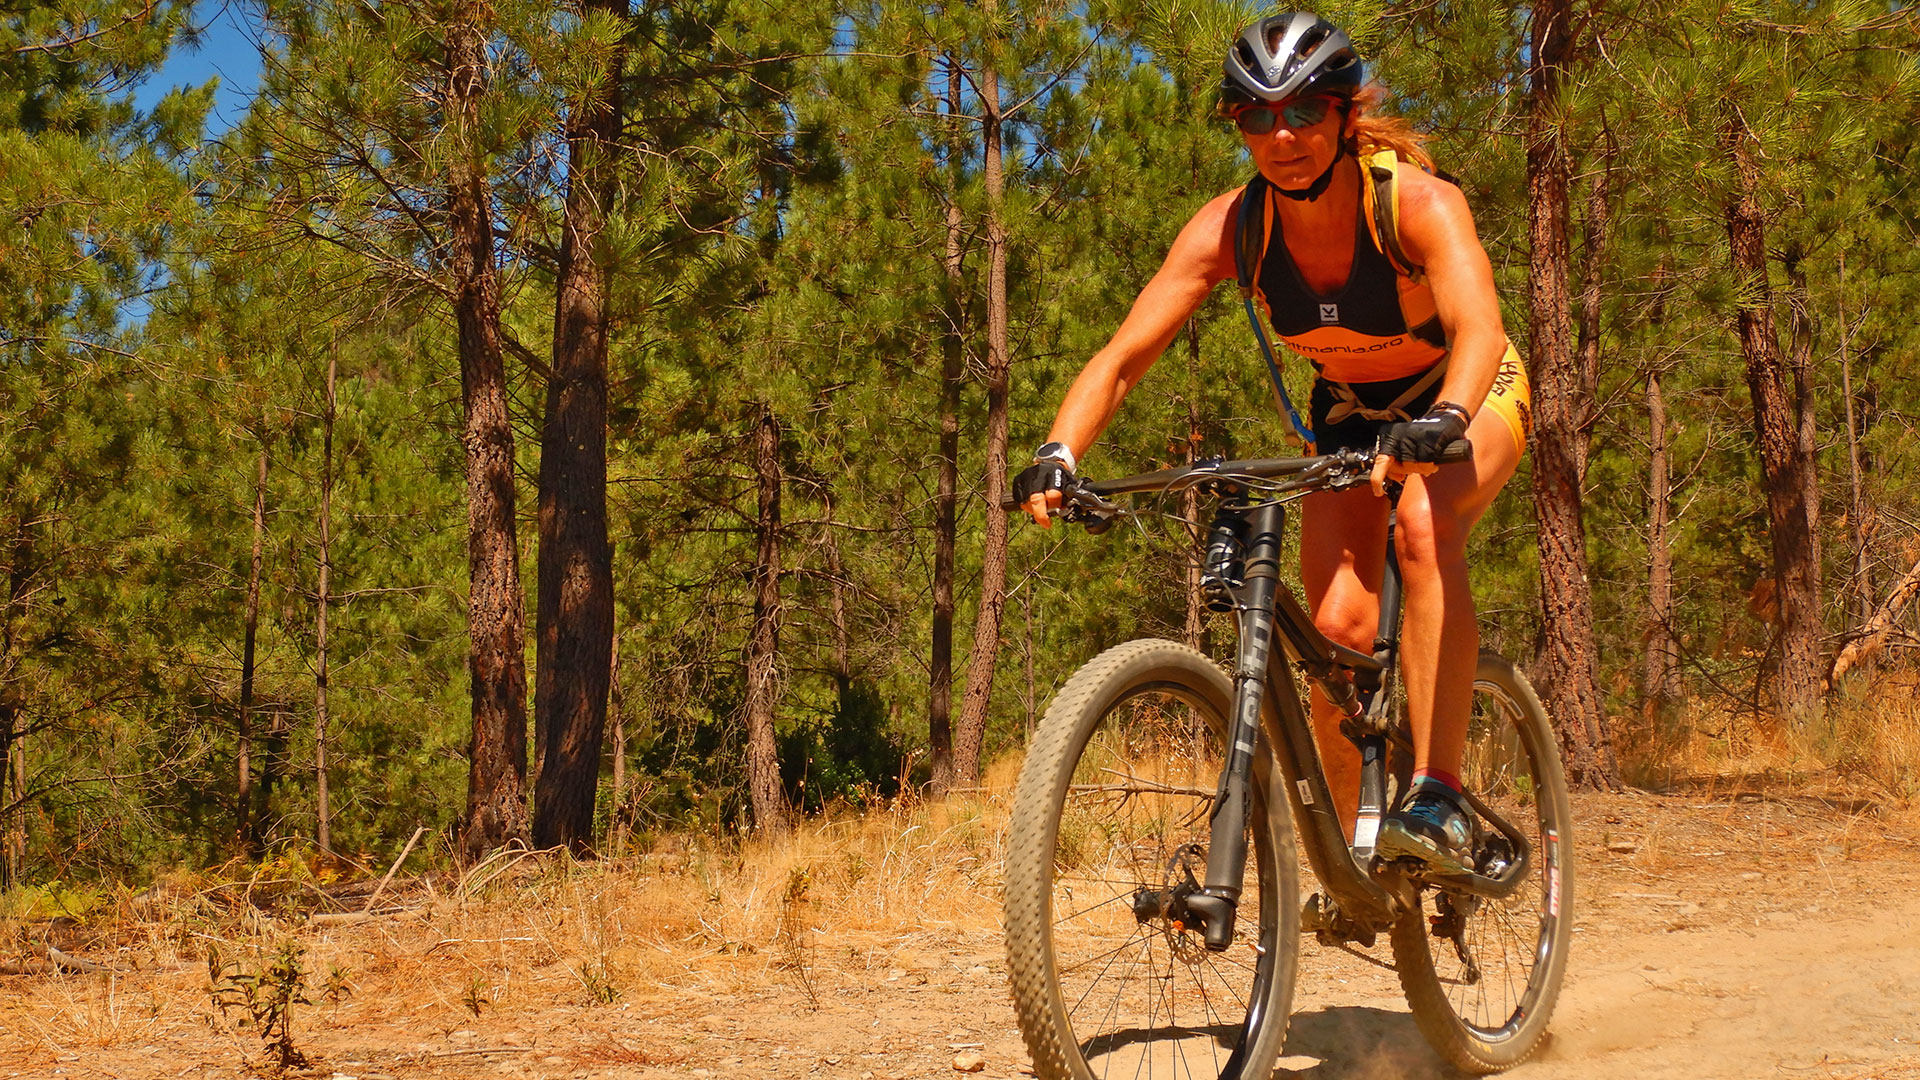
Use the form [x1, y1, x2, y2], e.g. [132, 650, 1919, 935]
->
[5, 0, 1920, 889]
[208, 939, 313, 1069]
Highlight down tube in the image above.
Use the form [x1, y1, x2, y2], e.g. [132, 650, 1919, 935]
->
[1260, 639, 1399, 923]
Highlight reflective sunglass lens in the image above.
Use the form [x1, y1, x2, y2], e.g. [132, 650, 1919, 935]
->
[1235, 108, 1278, 134]
[1282, 97, 1333, 127]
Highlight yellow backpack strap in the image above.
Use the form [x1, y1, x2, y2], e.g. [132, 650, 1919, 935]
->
[1360, 149, 1425, 283]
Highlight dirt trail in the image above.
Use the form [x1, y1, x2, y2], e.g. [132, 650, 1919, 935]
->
[2, 789, 1918, 1080]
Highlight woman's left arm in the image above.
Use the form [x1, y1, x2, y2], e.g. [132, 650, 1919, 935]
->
[1396, 171, 1507, 417]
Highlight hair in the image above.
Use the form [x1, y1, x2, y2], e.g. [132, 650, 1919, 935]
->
[1343, 84, 1435, 172]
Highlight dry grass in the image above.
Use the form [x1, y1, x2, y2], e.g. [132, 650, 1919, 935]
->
[0, 758, 1028, 1072]
[1616, 688, 1920, 817]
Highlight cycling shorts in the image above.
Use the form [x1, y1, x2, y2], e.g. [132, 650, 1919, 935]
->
[1309, 343, 1530, 457]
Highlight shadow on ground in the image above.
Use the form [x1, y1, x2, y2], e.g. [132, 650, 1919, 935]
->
[1276, 1005, 1455, 1079]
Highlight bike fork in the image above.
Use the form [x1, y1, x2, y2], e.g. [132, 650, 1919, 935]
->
[1184, 502, 1285, 952]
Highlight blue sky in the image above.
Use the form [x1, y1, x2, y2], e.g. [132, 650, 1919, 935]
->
[132, 0, 266, 133]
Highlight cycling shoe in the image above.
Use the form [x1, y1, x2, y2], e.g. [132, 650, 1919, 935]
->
[1377, 786, 1476, 876]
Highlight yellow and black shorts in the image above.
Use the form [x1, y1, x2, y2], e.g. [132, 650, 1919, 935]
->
[1308, 344, 1531, 457]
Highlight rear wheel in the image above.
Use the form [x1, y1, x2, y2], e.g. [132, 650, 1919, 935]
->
[1004, 639, 1298, 1080]
[1391, 651, 1574, 1073]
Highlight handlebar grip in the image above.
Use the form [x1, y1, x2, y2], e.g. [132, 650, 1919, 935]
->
[1439, 439, 1475, 464]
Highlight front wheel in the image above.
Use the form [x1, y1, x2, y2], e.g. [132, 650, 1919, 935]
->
[1004, 639, 1299, 1080]
[1391, 651, 1575, 1073]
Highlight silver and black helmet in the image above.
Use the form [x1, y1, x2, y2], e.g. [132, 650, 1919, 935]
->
[1219, 12, 1363, 107]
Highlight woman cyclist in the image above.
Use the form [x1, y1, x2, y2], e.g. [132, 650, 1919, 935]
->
[1013, 11, 1532, 877]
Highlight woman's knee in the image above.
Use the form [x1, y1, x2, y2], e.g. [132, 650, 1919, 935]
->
[1394, 500, 1470, 573]
[1312, 595, 1379, 651]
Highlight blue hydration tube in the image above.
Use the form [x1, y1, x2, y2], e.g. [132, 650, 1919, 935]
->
[1243, 295, 1315, 447]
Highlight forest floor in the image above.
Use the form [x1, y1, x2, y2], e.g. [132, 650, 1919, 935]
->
[3, 768, 1919, 1080]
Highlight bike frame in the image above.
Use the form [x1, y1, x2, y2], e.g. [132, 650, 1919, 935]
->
[1181, 487, 1536, 948]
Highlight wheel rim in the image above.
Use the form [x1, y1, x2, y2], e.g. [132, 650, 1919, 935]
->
[1043, 683, 1280, 1080]
[1422, 675, 1566, 1041]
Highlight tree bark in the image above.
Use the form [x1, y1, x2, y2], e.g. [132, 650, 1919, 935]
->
[1643, 368, 1678, 711]
[1, 704, 18, 889]
[954, 29, 1010, 787]
[237, 443, 267, 852]
[608, 627, 626, 830]
[1524, 0, 1620, 790]
[1838, 256, 1872, 630]
[448, 10, 530, 860]
[1722, 111, 1822, 721]
[314, 347, 335, 853]
[823, 491, 851, 703]
[744, 408, 791, 839]
[1182, 321, 1207, 654]
[928, 57, 966, 795]
[1572, 154, 1613, 477]
[532, 4, 621, 853]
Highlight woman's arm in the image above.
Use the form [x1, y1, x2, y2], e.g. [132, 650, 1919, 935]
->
[1396, 169, 1507, 418]
[1025, 190, 1240, 525]
[1366, 168, 1507, 492]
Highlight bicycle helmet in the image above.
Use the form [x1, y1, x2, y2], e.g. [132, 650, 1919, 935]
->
[1222, 13, 1364, 201]
[1220, 12, 1363, 108]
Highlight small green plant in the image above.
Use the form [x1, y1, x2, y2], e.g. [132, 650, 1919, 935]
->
[460, 974, 489, 1017]
[320, 962, 353, 1004]
[208, 941, 312, 1069]
[575, 957, 622, 1006]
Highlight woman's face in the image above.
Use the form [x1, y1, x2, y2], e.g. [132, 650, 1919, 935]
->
[1236, 95, 1353, 192]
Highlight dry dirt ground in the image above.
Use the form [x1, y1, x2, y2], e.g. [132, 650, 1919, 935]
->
[3, 787, 1919, 1080]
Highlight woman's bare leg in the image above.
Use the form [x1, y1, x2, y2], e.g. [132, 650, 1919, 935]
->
[1391, 411, 1523, 783]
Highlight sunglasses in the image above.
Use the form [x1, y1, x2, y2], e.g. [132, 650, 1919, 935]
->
[1233, 95, 1340, 135]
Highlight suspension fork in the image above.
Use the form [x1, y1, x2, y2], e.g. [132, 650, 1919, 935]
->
[1183, 501, 1285, 951]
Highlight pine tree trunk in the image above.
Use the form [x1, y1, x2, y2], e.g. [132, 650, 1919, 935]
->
[1838, 258, 1872, 630]
[823, 491, 851, 703]
[448, 12, 530, 860]
[1722, 112, 1822, 721]
[532, 11, 621, 852]
[1573, 158, 1612, 476]
[928, 57, 966, 795]
[1524, 0, 1620, 790]
[744, 408, 791, 838]
[1182, 321, 1206, 654]
[955, 35, 1010, 787]
[255, 706, 288, 846]
[609, 627, 626, 830]
[0, 703, 17, 889]
[237, 443, 267, 852]
[314, 348, 335, 852]
[1644, 369, 1678, 711]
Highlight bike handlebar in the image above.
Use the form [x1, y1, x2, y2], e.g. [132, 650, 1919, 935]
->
[999, 440, 1473, 522]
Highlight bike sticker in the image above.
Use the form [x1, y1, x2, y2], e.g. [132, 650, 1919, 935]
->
[1354, 815, 1380, 849]
[1296, 780, 1314, 806]
[1545, 827, 1561, 916]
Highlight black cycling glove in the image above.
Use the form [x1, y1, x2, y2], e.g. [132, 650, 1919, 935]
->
[1376, 403, 1470, 464]
[1012, 460, 1076, 505]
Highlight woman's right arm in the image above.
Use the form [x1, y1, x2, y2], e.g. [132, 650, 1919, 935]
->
[1023, 190, 1240, 526]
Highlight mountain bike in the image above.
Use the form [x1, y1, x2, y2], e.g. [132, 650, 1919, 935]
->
[1001, 445, 1573, 1078]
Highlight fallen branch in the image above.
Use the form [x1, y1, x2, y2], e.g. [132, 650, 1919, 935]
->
[363, 826, 429, 913]
[1826, 554, 1920, 690]
[309, 906, 430, 926]
[0, 945, 123, 975]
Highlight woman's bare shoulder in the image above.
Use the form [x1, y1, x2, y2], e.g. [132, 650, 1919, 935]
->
[1165, 188, 1247, 283]
[1393, 165, 1480, 266]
